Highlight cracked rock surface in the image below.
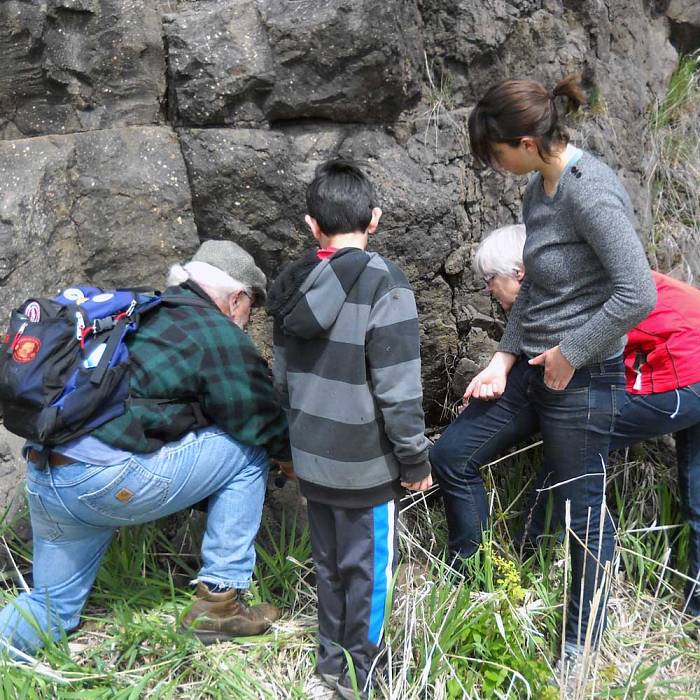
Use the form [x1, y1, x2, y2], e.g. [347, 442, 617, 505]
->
[0, 127, 199, 307]
[0, 0, 165, 139]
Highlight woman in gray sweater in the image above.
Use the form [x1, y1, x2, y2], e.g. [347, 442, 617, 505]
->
[430, 76, 656, 672]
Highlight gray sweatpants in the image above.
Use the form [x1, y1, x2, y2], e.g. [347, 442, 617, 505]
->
[308, 498, 399, 689]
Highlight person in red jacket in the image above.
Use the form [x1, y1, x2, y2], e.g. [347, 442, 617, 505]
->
[434, 223, 700, 623]
[605, 270, 700, 622]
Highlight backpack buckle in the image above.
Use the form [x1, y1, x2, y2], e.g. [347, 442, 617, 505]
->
[93, 317, 115, 333]
[75, 313, 85, 340]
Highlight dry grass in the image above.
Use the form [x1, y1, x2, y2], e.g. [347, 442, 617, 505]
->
[645, 52, 700, 281]
[2, 441, 700, 698]
[3, 445, 700, 699]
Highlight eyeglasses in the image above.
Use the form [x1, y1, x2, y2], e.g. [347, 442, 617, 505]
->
[482, 270, 521, 284]
[240, 290, 255, 305]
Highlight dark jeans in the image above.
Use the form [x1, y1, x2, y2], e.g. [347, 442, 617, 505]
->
[430, 356, 625, 649]
[525, 380, 700, 618]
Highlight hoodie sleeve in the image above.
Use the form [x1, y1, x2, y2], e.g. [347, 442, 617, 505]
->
[366, 283, 431, 483]
[272, 318, 290, 412]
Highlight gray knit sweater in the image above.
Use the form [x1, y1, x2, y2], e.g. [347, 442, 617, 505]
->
[270, 247, 431, 508]
[498, 151, 656, 368]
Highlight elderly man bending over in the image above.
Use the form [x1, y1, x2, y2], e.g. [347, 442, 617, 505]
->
[0, 241, 290, 658]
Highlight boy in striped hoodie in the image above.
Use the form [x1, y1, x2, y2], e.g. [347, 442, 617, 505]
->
[267, 160, 432, 698]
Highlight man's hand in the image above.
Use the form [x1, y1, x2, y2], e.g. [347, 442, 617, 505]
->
[401, 473, 433, 491]
[272, 459, 296, 480]
[463, 351, 517, 402]
[528, 345, 575, 391]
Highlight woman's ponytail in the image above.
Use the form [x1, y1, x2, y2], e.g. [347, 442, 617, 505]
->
[552, 74, 586, 111]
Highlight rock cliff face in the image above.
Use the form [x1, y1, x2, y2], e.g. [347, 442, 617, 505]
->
[0, 0, 696, 510]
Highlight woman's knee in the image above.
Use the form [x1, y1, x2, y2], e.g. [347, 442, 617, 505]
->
[428, 441, 448, 476]
[429, 440, 475, 481]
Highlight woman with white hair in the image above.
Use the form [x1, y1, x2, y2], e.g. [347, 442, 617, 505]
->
[473, 224, 526, 312]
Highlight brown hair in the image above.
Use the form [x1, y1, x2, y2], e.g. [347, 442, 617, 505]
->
[468, 75, 586, 169]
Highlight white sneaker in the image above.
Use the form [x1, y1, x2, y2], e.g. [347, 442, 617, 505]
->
[554, 650, 597, 698]
[303, 676, 336, 699]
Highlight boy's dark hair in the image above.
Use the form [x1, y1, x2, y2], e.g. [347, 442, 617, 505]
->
[468, 75, 585, 169]
[306, 159, 377, 235]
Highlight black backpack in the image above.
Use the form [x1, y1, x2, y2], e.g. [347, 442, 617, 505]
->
[0, 285, 209, 446]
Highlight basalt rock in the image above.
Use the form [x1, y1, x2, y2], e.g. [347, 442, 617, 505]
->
[164, 0, 276, 127]
[0, 430, 25, 524]
[164, 0, 423, 126]
[259, 0, 424, 123]
[662, 0, 700, 52]
[0, 0, 165, 139]
[0, 126, 200, 323]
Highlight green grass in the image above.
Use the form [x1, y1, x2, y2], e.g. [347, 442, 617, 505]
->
[5, 440, 700, 698]
[650, 52, 700, 131]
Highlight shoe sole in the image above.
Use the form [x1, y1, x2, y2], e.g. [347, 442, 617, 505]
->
[318, 672, 339, 689]
[179, 623, 272, 645]
[335, 684, 366, 700]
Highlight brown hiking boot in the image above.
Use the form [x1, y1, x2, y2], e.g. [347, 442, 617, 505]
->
[180, 582, 280, 644]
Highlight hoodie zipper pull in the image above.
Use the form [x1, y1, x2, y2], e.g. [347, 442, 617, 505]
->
[633, 351, 645, 391]
[633, 367, 643, 391]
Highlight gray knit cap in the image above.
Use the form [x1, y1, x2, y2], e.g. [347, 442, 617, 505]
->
[192, 240, 267, 304]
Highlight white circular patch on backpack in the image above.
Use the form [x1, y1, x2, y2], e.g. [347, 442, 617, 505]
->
[63, 288, 85, 302]
[92, 293, 114, 303]
[25, 302, 41, 323]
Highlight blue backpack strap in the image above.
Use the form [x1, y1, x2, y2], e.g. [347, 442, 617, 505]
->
[89, 316, 131, 385]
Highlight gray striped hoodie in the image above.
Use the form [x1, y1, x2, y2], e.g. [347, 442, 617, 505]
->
[269, 246, 431, 508]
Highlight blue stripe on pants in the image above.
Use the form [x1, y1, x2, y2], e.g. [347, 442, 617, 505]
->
[369, 500, 393, 644]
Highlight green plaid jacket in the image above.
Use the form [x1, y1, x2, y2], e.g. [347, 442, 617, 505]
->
[92, 283, 290, 460]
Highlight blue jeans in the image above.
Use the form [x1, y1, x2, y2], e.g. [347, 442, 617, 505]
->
[525, 380, 700, 618]
[0, 427, 269, 656]
[430, 357, 624, 650]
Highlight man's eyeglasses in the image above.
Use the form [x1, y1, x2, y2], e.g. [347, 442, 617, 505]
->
[240, 290, 255, 305]
[482, 273, 496, 284]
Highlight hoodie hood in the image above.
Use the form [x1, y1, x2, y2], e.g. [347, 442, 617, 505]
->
[267, 247, 371, 339]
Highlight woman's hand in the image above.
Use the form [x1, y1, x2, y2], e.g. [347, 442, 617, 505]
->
[463, 351, 517, 402]
[528, 345, 575, 390]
